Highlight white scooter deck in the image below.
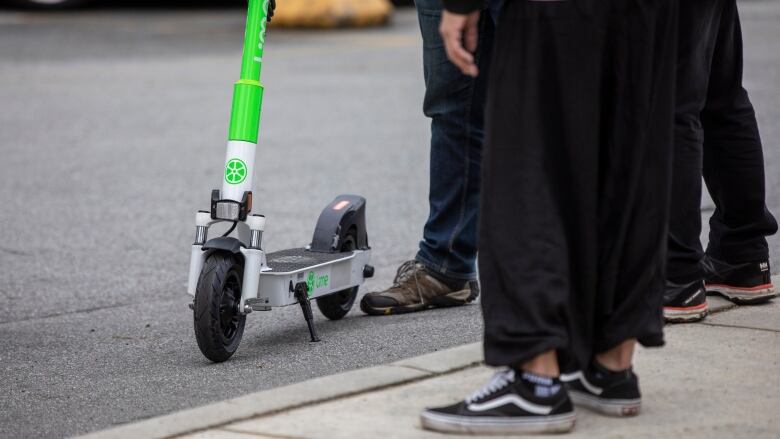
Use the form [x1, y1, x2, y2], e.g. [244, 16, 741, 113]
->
[247, 247, 372, 310]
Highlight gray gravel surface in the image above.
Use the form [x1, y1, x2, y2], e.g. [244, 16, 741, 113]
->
[0, 3, 778, 438]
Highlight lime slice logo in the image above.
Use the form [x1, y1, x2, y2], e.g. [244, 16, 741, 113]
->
[306, 271, 315, 297]
[225, 158, 247, 185]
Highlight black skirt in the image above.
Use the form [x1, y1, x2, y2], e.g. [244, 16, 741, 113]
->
[478, 0, 678, 369]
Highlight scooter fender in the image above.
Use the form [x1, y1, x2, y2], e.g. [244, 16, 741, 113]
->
[309, 194, 370, 253]
[202, 236, 244, 255]
[187, 237, 244, 296]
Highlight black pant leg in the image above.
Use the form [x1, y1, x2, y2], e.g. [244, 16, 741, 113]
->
[666, 0, 722, 283]
[480, 0, 604, 368]
[480, 0, 675, 368]
[592, 0, 677, 354]
[701, 0, 778, 263]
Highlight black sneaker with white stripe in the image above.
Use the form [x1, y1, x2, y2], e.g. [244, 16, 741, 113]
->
[420, 369, 576, 435]
[560, 361, 641, 417]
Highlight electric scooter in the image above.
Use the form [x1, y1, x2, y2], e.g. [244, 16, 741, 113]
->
[186, 0, 374, 363]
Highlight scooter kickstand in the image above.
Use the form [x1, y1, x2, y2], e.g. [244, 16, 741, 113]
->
[294, 282, 321, 342]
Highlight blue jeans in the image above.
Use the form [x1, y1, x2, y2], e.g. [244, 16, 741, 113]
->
[414, 0, 500, 281]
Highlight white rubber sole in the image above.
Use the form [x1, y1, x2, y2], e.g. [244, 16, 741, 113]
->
[706, 283, 776, 304]
[664, 303, 708, 323]
[568, 390, 641, 417]
[420, 410, 576, 435]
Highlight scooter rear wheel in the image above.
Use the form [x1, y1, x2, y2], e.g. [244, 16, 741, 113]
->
[316, 233, 359, 320]
[193, 252, 246, 362]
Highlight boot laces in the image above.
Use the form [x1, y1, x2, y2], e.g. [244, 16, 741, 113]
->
[392, 260, 426, 304]
[393, 260, 421, 284]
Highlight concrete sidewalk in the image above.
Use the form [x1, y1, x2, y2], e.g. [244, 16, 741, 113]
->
[81, 279, 780, 439]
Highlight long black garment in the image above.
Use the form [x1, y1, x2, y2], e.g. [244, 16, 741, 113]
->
[479, 0, 677, 368]
[667, 0, 777, 283]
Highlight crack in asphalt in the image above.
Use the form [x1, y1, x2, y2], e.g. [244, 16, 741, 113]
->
[0, 245, 31, 256]
[0, 299, 180, 326]
[700, 322, 780, 334]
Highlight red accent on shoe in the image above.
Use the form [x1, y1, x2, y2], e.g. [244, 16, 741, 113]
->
[705, 283, 773, 292]
[663, 302, 708, 311]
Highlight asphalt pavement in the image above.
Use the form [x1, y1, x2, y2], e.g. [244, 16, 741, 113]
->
[1, 3, 779, 438]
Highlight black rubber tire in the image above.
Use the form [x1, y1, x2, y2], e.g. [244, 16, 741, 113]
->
[193, 252, 246, 363]
[316, 233, 359, 320]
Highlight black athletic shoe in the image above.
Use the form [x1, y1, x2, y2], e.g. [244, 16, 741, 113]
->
[702, 256, 776, 304]
[560, 362, 641, 417]
[663, 279, 708, 323]
[420, 369, 576, 435]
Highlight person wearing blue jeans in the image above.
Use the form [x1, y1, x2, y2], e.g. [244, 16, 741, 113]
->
[360, 0, 500, 316]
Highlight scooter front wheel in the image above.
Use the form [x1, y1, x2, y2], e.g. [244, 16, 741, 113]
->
[193, 252, 246, 362]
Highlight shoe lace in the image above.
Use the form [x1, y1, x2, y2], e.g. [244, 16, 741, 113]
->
[392, 260, 426, 303]
[393, 260, 420, 284]
[466, 369, 516, 404]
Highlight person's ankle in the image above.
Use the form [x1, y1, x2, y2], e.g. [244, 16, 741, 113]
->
[594, 339, 636, 372]
[592, 358, 631, 375]
[593, 355, 631, 372]
[520, 350, 559, 377]
[511, 366, 558, 379]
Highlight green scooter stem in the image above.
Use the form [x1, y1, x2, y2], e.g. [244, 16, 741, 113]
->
[228, 0, 270, 144]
